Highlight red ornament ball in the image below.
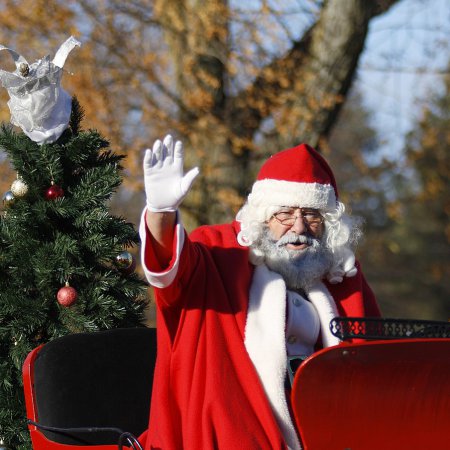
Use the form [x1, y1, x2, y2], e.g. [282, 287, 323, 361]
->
[45, 184, 64, 200]
[57, 284, 78, 307]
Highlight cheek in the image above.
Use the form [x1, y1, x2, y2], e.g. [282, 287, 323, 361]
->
[310, 224, 324, 238]
[267, 221, 287, 240]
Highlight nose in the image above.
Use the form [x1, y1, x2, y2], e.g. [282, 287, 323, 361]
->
[290, 214, 307, 234]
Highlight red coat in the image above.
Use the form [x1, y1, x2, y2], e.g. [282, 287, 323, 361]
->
[139, 218, 380, 450]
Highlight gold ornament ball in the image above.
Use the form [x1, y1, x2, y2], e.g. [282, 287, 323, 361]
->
[115, 251, 134, 270]
[2, 191, 15, 206]
[11, 178, 28, 197]
[19, 62, 30, 77]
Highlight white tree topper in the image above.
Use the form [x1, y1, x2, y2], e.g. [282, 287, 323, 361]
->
[0, 36, 80, 144]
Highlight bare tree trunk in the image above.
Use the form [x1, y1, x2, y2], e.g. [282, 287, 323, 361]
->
[157, 0, 399, 224]
[154, 0, 233, 224]
[283, 0, 397, 147]
[229, 0, 399, 148]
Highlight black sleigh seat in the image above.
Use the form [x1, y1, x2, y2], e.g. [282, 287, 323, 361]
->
[23, 327, 157, 448]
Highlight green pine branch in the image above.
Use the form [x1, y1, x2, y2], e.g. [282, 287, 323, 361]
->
[0, 99, 148, 449]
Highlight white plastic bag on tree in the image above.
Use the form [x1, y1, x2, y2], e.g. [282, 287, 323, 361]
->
[0, 36, 80, 144]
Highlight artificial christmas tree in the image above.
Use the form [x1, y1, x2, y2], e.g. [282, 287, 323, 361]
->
[0, 39, 147, 449]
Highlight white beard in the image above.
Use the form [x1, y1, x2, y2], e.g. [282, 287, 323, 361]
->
[254, 228, 333, 291]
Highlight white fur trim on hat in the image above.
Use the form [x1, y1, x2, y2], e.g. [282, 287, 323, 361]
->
[249, 179, 336, 212]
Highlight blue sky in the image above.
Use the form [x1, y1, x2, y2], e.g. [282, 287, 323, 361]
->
[356, 0, 450, 160]
[230, 0, 449, 160]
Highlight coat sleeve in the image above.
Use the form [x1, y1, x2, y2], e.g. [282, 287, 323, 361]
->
[327, 260, 382, 319]
[139, 208, 186, 289]
[139, 208, 212, 312]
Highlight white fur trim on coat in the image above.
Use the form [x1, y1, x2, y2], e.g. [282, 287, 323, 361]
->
[139, 208, 185, 288]
[244, 268, 342, 449]
[244, 265, 302, 450]
[305, 282, 341, 348]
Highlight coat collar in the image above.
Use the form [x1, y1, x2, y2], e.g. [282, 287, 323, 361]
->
[244, 264, 341, 450]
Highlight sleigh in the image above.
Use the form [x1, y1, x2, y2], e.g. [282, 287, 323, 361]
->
[22, 318, 450, 450]
[291, 317, 450, 450]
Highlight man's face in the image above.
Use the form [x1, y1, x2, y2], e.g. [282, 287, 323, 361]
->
[267, 207, 324, 245]
[255, 207, 331, 291]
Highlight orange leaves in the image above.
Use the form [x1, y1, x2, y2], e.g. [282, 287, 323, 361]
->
[0, 0, 402, 228]
[216, 187, 245, 214]
[0, 161, 14, 197]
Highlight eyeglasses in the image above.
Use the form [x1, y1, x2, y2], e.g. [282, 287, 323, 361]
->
[271, 208, 324, 227]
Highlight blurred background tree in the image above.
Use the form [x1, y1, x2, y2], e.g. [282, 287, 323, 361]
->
[0, 0, 448, 320]
[327, 79, 450, 319]
[367, 65, 449, 319]
[0, 0, 399, 215]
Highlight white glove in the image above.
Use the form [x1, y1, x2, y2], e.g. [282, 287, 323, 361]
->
[144, 134, 199, 212]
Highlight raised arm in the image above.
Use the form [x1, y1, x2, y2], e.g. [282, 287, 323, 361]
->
[143, 135, 199, 268]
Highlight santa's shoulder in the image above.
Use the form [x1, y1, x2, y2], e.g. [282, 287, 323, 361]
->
[189, 221, 242, 249]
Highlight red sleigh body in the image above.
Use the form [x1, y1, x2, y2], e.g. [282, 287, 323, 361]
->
[23, 319, 450, 450]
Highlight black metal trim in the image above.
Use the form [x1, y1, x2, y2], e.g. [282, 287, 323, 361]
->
[287, 355, 308, 387]
[330, 317, 450, 341]
[27, 419, 143, 449]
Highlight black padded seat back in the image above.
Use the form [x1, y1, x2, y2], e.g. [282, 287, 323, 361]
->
[33, 327, 156, 445]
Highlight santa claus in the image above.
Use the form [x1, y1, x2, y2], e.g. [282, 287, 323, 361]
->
[139, 135, 381, 450]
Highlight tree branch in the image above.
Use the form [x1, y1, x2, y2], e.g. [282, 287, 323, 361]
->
[228, 0, 400, 146]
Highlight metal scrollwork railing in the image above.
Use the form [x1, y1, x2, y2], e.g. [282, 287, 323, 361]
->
[330, 317, 450, 341]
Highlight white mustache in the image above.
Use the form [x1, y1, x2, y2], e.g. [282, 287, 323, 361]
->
[276, 233, 318, 247]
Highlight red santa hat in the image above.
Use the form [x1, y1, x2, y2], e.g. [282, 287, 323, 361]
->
[250, 143, 338, 212]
